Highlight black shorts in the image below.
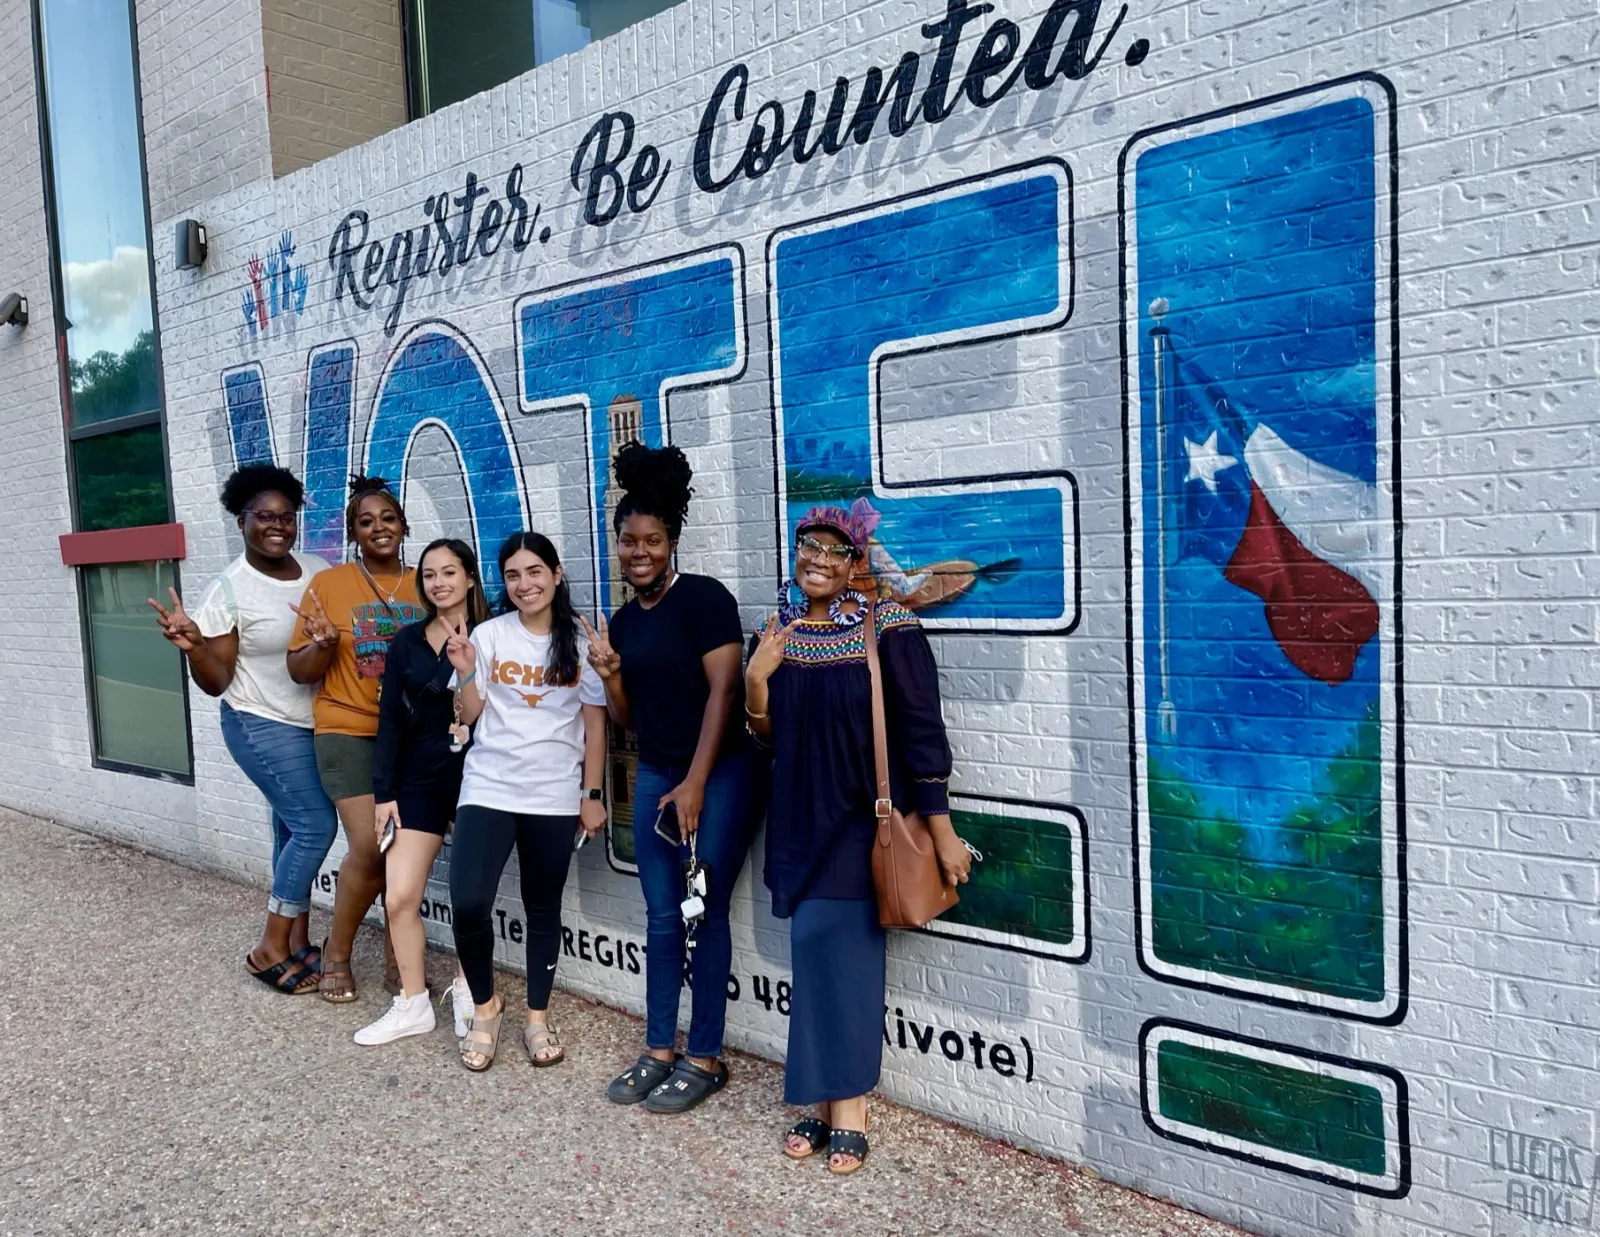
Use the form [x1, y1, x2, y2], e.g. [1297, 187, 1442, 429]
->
[394, 782, 458, 837]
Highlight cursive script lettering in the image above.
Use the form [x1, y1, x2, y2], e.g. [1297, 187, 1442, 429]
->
[693, 0, 1129, 192]
[327, 165, 540, 334]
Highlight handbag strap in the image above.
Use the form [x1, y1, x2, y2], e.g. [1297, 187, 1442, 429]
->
[861, 601, 894, 828]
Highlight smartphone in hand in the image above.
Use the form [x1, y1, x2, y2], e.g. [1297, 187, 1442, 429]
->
[379, 817, 397, 854]
[653, 804, 681, 846]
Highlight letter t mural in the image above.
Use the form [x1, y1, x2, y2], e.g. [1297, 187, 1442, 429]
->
[514, 249, 746, 611]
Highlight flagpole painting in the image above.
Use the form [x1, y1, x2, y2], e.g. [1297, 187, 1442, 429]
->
[1122, 76, 1404, 1022]
[1149, 298, 1177, 744]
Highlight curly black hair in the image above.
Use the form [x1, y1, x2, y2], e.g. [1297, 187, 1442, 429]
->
[345, 474, 409, 541]
[220, 464, 304, 516]
[612, 442, 693, 540]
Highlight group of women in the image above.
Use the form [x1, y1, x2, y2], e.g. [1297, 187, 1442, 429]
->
[152, 446, 973, 1176]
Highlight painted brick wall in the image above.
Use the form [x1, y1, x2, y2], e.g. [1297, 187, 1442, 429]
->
[133, 0, 274, 222]
[261, 0, 407, 176]
[2, 1, 1598, 1236]
[0, 0, 197, 858]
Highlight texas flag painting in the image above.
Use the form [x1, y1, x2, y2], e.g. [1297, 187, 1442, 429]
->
[1165, 354, 1381, 690]
[1126, 85, 1402, 1018]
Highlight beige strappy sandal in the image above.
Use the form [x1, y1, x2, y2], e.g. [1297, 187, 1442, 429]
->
[523, 1022, 565, 1067]
[459, 1003, 502, 1072]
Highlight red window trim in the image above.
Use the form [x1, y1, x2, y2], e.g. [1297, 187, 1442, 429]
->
[59, 523, 187, 567]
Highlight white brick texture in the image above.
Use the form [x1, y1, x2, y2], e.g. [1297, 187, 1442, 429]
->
[0, 1, 1596, 1235]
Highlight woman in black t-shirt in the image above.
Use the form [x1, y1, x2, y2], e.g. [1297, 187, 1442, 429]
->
[582, 443, 757, 1114]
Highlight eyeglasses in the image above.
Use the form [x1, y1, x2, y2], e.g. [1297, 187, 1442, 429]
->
[244, 508, 297, 528]
[796, 533, 856, 563]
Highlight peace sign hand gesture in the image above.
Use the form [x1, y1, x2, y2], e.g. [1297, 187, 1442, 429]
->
[579, 614, 621, 680]
[289, 588, 339, 649]
[443, 614, 477, 678]
[746, 613, 796, 684]
[148, 587, 203, 653]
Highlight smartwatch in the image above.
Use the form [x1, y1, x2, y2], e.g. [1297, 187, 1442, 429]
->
[583, 788, 605, 802]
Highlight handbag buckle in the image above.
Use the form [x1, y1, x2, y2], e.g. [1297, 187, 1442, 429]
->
[874, 797, 893, 821]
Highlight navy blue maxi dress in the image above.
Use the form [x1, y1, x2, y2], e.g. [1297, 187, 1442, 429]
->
[750, 602, 951, 1105]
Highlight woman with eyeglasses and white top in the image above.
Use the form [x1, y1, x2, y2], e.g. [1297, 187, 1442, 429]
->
[150, 465, 335, 995]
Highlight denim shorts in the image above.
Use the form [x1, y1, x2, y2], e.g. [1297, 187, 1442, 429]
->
[313, 732, 376, 802]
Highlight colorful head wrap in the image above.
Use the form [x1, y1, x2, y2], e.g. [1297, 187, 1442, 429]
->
[796, 498, 880, 555]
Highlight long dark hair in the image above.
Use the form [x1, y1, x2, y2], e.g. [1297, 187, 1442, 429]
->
[417, 538, 490, 627]
[496, 531, 580, 687]
[613, 441, 693, 540]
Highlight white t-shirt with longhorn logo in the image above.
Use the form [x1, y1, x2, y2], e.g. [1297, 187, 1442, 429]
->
[455, 612, 606, 816]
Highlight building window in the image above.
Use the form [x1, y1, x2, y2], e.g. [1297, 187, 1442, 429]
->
[33, 0, 192, 779]
[84, 562, 192, 776]
[405, 0, 685, 118]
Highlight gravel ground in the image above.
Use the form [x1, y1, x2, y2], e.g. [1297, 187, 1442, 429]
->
[0, 808, 1246, 1237]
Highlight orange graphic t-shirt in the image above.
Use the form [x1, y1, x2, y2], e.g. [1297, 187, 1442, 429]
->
[289, 562, 426, 737]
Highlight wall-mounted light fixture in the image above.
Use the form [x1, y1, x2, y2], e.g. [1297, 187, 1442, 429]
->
[174, 219, 207, 270]
[0, 293, 26, 327]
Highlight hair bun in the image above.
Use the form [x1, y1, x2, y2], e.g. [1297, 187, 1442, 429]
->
[613, 442, 693, 535]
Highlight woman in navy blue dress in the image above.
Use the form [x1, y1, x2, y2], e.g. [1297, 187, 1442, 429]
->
[745, 502, 973, 1174]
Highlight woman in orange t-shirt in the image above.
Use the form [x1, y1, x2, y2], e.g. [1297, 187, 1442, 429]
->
[289, 475, 427, 1001]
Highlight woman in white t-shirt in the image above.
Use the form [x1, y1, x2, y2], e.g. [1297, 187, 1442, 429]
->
[150, 465, 337, 995]
[445, 531, 608, 1071]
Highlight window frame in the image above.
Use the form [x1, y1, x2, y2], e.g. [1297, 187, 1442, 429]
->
[76, 559, 197, 785]
[30, 0, 194, 784]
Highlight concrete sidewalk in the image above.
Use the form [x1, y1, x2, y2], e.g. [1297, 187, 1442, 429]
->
[0, 809, 1242, 1237]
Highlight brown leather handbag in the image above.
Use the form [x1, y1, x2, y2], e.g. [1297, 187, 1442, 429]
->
[862, 603, 958, 929]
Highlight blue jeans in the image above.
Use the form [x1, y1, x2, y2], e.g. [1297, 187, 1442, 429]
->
[633, 752, 757, 1059]
[220, 703, 339, 917]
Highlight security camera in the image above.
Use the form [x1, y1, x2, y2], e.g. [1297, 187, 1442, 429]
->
[0, 293, 25, 327]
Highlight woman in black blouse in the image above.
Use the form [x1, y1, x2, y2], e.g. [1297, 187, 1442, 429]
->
[745, 503, 973, 1175]
[352, 538, 489, 1048]
[583, 443, 757, 1113]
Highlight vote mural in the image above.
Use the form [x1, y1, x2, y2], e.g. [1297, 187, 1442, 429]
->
[190, 4, 1416, 1219]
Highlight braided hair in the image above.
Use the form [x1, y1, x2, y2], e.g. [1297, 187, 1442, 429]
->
[344, 474, 409, 540]
[612, 442, 693, 540]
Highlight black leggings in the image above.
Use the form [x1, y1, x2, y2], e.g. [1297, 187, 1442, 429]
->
[449, 806, 578, 1008]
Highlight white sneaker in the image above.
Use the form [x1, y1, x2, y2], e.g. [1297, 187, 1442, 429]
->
[448, 976, 474, 1039]
[354, 991, 436, 1046]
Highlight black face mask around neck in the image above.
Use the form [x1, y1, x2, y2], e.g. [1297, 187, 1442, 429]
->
[634, 567, 672, 599]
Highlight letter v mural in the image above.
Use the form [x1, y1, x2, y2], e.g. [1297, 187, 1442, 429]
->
[221, 327, 528, 576]
[1121, 75, 1405, 1022]
[221, 342, 359, 562]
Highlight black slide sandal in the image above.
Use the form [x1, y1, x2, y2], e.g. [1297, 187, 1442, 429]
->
[827, 1129, 870, 1176]
[607, 1054, 676, 1104]
[784, 1117, 831, 1160]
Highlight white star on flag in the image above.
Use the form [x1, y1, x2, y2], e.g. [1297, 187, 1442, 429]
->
[1183, 430, 1238, 492]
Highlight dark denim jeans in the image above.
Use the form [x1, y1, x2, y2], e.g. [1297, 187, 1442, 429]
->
[220, 702, 338, 917]
[632, 751, 757, 1059]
